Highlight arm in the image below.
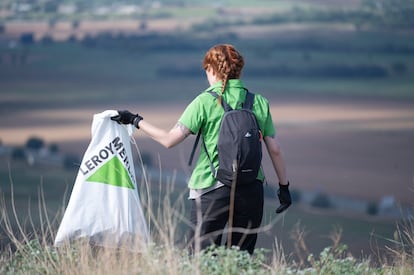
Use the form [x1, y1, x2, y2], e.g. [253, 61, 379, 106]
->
[111, 110, 191, 149]
[264, 135, 288, 186]
[137, 120, 190, 149]
[264, 135, 291, 213]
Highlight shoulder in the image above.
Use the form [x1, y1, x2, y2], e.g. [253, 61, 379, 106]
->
[191, 90, 217, 106]
[250, 92, 272, 119]
[181, 90, 216, 117]
[251, 92, 270, 108]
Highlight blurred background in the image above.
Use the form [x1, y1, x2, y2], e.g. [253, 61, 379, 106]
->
[1, 0, 414, 261]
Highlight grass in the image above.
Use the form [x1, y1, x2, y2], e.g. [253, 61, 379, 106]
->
[0, 151, 412, 274]
[0, 155, 400, 257]
[0, 162, 413, 274]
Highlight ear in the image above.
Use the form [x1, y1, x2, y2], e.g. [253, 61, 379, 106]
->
[206, 68, 219, 85]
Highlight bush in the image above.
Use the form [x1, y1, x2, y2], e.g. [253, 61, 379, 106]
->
[63, 155, 80, 170]
[366, 201, 379, 216]
[40, 35, 54, 45]
[49, 143, 59, 153]
[11, 147, 25, 160]
[391, 62, 407, 75]
[25, 137, 44, 151]
[196, 245, 268, 275]
[20, 33, 34, 46]
[290, 189, 302, 203]
[311, 193, 333, 209]
[306, 244, 372, 275]
[2, 239, 59, 274]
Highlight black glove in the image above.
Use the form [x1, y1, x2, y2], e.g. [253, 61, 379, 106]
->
[276, 182, 292, 214]
[111, 110, 143, 128]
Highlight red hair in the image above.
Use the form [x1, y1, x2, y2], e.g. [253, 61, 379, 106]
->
[203, 44, 244, 104]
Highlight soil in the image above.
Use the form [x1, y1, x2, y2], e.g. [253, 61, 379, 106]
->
[1, 98, 413, 205]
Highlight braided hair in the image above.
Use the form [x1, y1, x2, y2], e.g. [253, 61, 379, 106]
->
[202, 44, 244, 105]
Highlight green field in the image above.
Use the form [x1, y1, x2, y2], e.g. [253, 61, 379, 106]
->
[1, 28, 414, 111]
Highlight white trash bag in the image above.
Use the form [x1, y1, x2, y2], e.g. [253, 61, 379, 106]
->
[54, 110, 149, 250]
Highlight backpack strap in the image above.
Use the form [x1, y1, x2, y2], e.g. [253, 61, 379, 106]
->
[243, 90, 254, 110]
[201, 136, 216, 176]
[188, 130, 201, 166]
[188, 91, 223, 167]
[188, 130, 217, 176]
[207, 91, 232, 112]
[208, 89, 254, 111]
[187, 88, 254, 167]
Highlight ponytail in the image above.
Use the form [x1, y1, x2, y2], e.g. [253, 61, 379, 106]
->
[218, 76, 228, 106]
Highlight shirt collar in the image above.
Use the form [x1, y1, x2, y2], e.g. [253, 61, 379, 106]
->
[205, 79, 245, 95]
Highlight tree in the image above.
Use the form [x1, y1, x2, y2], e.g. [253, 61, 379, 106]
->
[311, 193, 333, 209]
[48, 17, 58, 30]
[72, 20, 80, 30]
[362, 0, 414, 29]
[11, 147, 25, 160]
[49, 143, 59, 153]
[26, 137, 45, 150]
[64, 155, 81, 170]
[20, 33, 34, 45]
[44, 1, 58, 13]
[391, 62, 407, 75]
[138, 20, 147, 31]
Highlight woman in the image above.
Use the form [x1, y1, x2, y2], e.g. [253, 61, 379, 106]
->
[112, 44, 291, 254]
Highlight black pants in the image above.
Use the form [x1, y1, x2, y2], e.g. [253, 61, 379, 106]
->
[189, 180, 264, 255]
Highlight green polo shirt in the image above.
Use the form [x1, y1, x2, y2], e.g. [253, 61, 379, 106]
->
[179, 79, 276, 189]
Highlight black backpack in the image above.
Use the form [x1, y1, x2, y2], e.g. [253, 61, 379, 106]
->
[188, 89, 262, 186]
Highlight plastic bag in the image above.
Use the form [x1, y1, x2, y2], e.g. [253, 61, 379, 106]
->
[54, 110, 149, 250]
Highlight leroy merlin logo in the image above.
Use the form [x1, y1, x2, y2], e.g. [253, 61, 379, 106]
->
[80, 136, 136, 189]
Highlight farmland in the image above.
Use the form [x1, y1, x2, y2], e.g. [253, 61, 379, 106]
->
[1, 0, 414, 267]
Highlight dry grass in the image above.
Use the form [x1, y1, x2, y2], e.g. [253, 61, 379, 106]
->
[0, 161, 413, 274]
[2, 207, 411, 274]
